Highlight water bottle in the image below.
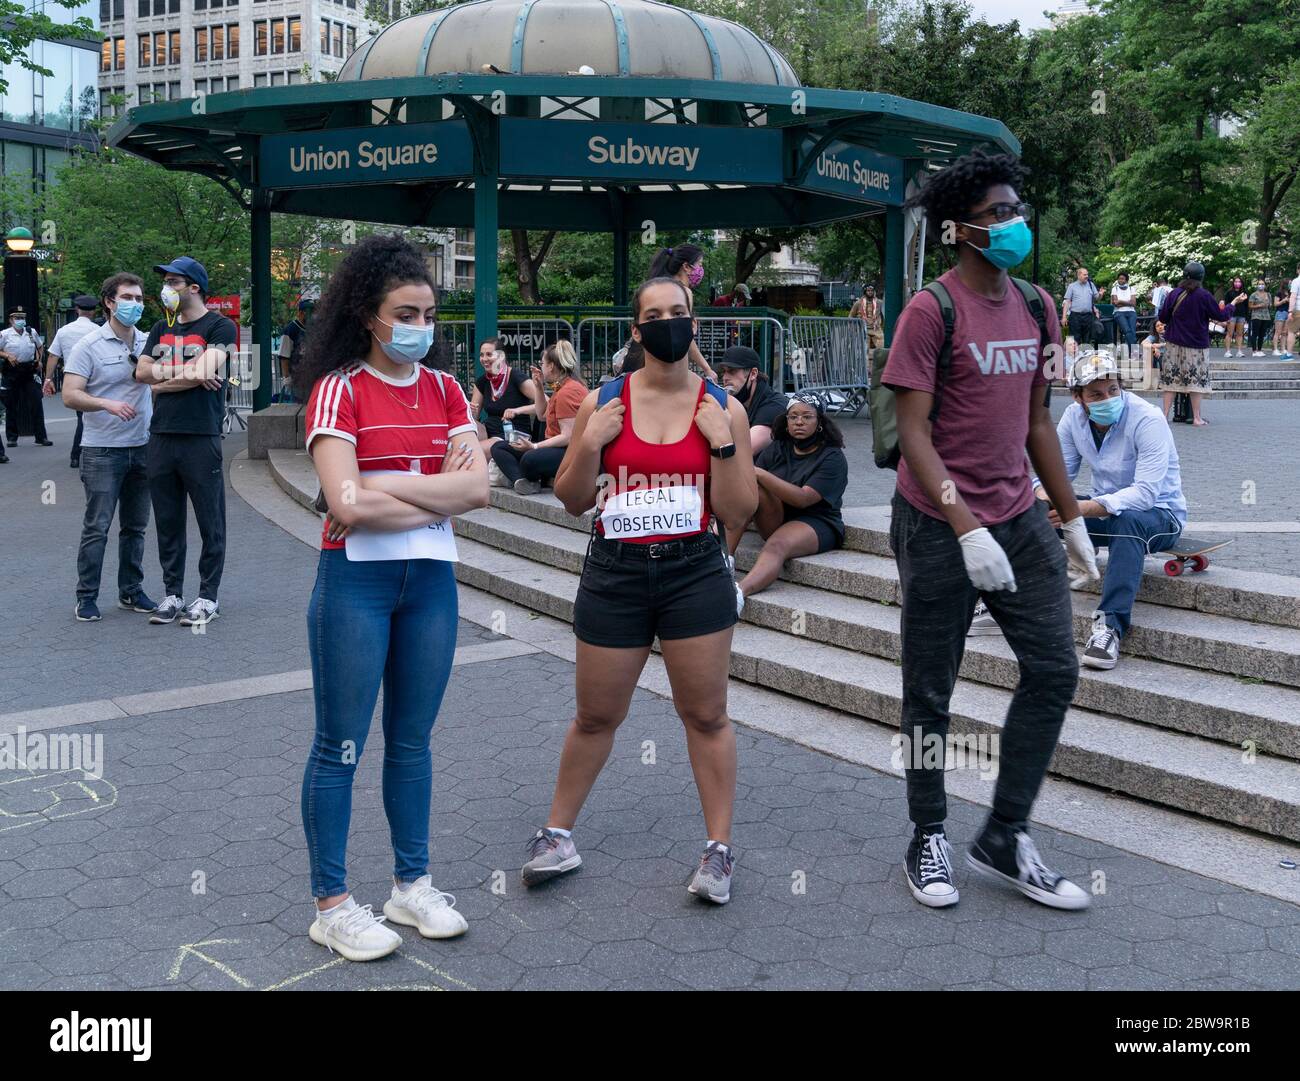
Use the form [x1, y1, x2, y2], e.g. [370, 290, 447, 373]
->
[502, 420, 514, 445]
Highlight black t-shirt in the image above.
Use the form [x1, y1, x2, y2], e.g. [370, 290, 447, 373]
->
[143, 310, 238, 436]
[474, 367, 532, 438]
[279, 318, 307, 370]
[1232, 291, 1249, 318]
[745, 376, 786, 429]
[754, 438, 848, 539]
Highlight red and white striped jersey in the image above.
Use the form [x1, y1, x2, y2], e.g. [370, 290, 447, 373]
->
[305, 361, 476, 550]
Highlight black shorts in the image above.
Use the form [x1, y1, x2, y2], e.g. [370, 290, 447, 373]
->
[785, 513, 843, 553]
[573, 530, 739, 649]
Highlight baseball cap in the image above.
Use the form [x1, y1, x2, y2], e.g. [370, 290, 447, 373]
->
[154, 256, 209, 293]
[1068, 350, 1119, 388]
[717, 345, 760, 370]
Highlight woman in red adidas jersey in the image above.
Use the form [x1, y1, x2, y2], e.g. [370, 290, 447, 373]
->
[519, 276, 757, 905]
[292, 234, 488, 962]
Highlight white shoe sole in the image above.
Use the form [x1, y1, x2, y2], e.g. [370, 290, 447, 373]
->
[308, 919, 402, 961]
[687, 882, 731, 904]
[149, 610, 180, 624]
[179, 610, 220, 627]
[965, 851, 1091, 910]
[74, 604, 101, 622]
[1081, 651, 1119, 670]
[382, 899, 468, 939]
[520, 854, 581, 887]
[904, 865, 960, 907]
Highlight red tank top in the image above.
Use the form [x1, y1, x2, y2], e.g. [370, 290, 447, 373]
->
[596, 372, 713, 544]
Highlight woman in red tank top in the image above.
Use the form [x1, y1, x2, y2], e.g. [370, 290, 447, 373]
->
[519, 277, 758, 905]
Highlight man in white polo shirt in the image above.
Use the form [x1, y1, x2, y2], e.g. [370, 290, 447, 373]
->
[45, 294, 102, 468]
[61, 272, 158, 623]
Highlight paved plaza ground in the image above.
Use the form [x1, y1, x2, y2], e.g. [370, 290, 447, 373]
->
[1, 398, 1298, 990]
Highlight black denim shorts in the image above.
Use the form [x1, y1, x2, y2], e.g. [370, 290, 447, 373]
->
[573, 529, 739, 649]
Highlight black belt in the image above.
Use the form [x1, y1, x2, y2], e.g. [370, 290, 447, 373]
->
[591, 531, 715, 560]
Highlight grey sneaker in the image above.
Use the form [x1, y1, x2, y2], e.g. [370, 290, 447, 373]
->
[149, 594, 185, 624]
[687, 841, 734, 904]
[521, 827, 581, 887]
[513, 478, 542, 496]
[179, 597, 220, 627]
[1082, 611, 1120, 670]
[967, 600, 1001, 636]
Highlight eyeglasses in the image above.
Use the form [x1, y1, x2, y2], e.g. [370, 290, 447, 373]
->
[970, 202, 1031, 223]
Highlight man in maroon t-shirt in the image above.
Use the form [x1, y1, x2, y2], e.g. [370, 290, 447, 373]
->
[882, 149, 1098, 913]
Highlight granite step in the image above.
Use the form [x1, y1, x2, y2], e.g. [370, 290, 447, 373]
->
[450, 533, 1300, 841]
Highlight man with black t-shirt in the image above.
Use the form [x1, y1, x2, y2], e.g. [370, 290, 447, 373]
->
[716, 345, 786, 454]
[132, 256, 237, 628]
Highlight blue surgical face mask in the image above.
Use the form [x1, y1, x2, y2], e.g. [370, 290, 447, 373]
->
[12, 319, 25, 331]
[115, 300, 144, 327]
[373, 316, 434, 365]
[963, 216, 1033, 270]
[1087, 393, 1125, 427]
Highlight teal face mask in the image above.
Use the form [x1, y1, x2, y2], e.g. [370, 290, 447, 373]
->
[373, 316, 434, 364]
[115, 300, 144, 327]
[1087, 394, 1125, 427]
[964, 216, 1033, 270]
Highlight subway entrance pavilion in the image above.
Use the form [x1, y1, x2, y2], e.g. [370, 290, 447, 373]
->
[106, 0, 1018, 410]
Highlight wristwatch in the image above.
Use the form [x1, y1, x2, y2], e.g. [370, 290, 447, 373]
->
[710, 442, 736, 460]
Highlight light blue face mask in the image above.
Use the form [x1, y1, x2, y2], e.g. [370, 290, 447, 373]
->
[1087, 393, 1125, 427]
[115, 300, 144, 327]
[964, 216, 1033, 270]
[373, 316, 434, 365]
[12, 319, 25, 331]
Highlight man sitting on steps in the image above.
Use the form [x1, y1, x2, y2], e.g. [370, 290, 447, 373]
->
[971, 349, 1186, 672]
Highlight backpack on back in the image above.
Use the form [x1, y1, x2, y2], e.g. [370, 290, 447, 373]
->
[869, 277, 1050, 470]
[596, 372, 729, 411]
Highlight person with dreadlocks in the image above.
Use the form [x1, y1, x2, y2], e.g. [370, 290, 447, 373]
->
[882, 149, 1098, 912]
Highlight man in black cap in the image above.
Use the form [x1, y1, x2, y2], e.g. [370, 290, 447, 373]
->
[1, 305, 51, 451]
[716, 345, 786, 454]
[132, 255, 237, 628]
[276, 297, 314, 401]
[46, 294, 103, 467]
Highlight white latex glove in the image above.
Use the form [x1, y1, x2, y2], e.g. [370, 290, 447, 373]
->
[957, 527, 1017, 593]
[1060, 516, 1100, 589]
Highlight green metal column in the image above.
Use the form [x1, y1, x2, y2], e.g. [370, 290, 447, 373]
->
[613, 227, 629, 306]
[251, 189, 273, 411]
[884, 205, 904, 345]
[472, 115, 499, 377]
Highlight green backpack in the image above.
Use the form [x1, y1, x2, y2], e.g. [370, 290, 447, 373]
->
[869, 277, 1049, 470]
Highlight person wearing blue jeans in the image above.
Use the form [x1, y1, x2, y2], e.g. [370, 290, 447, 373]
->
[1034, 349, 1187, 671]
[1109, 271, 1138, 361]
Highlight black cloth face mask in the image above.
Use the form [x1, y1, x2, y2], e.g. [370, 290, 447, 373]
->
[792, 429, 823, 450]
[635, 316, 695, 363]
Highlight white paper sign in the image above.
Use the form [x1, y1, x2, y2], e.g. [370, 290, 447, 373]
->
[342, 468, 459, 562]
[599, 484, 702, 540]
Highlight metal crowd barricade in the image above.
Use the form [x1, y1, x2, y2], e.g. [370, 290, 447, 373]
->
[575, 316, 633, 382]
[786, 316, 870, 417]
[575, 312, 787, 385]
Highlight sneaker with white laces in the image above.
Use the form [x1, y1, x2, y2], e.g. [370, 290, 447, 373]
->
[967, 825, 1090, 910]
[149, 594, 185, 624]
[904, 827, 959, 907]
[521, 827, 582, 886]
[1082, 611, 1120, 670]
[966, 600, 1001, 636]
[383, 875, 468, 939]
[179, 597, 220, 626]
[308, 896, 402, 961]
[687, 841, 735, 904]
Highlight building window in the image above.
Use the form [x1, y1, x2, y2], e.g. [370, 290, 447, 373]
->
[170, 0, 179, 11]
[168, 80, 180, 99]
[115, 37, 126, 70]
[113, 0, 123, 16]
[169, 30, 180, 64]
[99, 87, 110, 114]
[269, 70, 282, 86]
[153, 31, 165, 66]
[255, 20, 268, 55]
[253, 72, 267, 87]
[138, 0, 148, 14]
[211, 0, 222, 7]
[153, 0, 164, 14]
[139, 33, 151, 66]
[346, 26, 355, 53]
[289, 16, 301, 52]
[212, 25, 224, 60]
[196, 0, 206, 8]
[101, 39, 112, 71]
[227, 75, 239, 90]
[320, 20, 328, 55]
[346, 0, 355, 8]
[138, 84, 150, 104]
[228, 24, 239, 58]
[272, 17, 285, 54]
[286, 70, 299, 85]
[194, 28, 208, 62]
[332, 23, 342, 57]
[101, 0, 110, 19]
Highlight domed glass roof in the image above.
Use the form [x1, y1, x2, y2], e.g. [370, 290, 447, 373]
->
[340, 0, 799, 87]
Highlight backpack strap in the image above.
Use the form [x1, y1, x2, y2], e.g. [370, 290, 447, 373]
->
[596, 373, 625, 407]
[921, 282, 955, 423]
[1011, 277, 1052, 405]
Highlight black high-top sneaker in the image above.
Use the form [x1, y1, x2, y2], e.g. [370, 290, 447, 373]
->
[904, 826, 959, 908]
[967, 821, 1090, 910]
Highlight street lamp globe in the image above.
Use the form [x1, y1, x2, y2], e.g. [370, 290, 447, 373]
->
[5, 227, 34, 254]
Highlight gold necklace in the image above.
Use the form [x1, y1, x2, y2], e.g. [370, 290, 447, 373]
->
[381, 370, 421, 410]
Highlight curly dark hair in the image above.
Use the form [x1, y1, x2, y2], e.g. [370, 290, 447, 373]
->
[770, 407, 845, 449]
[906, 148, 1029, 235]
[647, 243, 703, 280]
[293, 233, 438, 399]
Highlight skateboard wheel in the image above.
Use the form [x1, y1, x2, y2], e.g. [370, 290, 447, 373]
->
[1190, 554, 1209, 573]
[1164, 559, 1184, 577]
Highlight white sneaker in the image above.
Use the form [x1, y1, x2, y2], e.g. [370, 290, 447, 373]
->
[1082, 611, 1120, 670]
[179, 597, 219, 626]
[1236, 349, 1246, 357]
[1273, 349, 1282, 356]
[383, 875, 468, 940]
[308, 896, 402, 961]
[967, 600, 1001, 636]
[1252, 351, 1265, 357]
[1223, 349, 1233, 358]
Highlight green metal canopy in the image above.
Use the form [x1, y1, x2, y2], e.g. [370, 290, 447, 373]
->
[106, 0, 1019, 410]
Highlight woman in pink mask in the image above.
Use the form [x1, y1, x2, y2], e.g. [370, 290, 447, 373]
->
[648, 244, 718, 382]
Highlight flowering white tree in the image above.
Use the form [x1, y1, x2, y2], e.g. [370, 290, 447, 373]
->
[1091, 222, 1268, 297]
